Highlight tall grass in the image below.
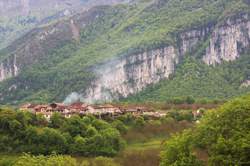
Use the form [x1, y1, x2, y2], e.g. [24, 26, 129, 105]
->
[116, 148, 160, 166]
[123, 120, 193, 143]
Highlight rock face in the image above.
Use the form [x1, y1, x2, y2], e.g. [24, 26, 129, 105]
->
[178, 24, 213, 56]
[82, 25, 213, 103]
[241, 80, 250, 88]
[0, 55, 18, 82]
[84, 46, 178, 103]
[82, 13, 250, 102]
[203, 13, 250, 65]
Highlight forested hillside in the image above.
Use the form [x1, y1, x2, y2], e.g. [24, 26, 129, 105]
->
[0, 0, 127, 49]
[0, 0, 250, 105]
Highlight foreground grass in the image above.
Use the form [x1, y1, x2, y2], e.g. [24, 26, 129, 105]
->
[75, 120, 193, 166]
[0, 154, 20, 166]
[126, 139, 163, 150]
[116, 139, 164, 166]
[73, 139, 163, 166]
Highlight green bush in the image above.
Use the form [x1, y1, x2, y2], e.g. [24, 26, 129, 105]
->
[0, 109, 125, 157]
[13, 154, 77, 166]
[160, 94, 250, 165]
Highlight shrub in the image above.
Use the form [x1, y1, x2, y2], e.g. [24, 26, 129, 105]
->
[160, 94, 250, 165]
[13, 153, 77, 166]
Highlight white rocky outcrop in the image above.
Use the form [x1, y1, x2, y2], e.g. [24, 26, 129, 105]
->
[241, 80, 250, 88]
[83, 46, 178, 103]
[178, 25, 212, 56]
[0, 55, 18, 82]
[203, 14, 250, 65]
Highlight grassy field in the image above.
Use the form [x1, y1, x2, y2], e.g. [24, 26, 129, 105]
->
[73, 139, 164, 166]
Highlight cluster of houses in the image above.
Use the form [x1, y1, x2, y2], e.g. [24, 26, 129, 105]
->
[20, 102, 166, 120]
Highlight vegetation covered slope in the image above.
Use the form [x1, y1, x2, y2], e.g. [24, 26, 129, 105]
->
[0, 0, 250, 104]
[0, 0, 126, 49]
[160, 94, 250, 166]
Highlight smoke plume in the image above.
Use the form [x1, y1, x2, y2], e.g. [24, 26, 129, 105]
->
[63, 92, 83, 105]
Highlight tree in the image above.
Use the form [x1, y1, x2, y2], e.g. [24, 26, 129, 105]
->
[160, 131, 202, 166]
[37, 128, 67, 154]
[49, 113, 65, 129]
[63, 115, 87, 137]
[135, 116, 145, 128]
[111, 120, 128, 134]
[0, 109, 16, 133]
[70, 135, 87, 155]
[117, 114, 134, 126]
[86, 126, 98, 137]
[186, 96, 195, 104]
[34, 114, 48, 127]
[161, 94, 250, 166]
[99, 128, 125, 156]
[92, 119, 111, 131]
[82, 116, 92, 125]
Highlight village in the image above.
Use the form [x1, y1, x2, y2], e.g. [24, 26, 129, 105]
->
[20, 102, 168, 120]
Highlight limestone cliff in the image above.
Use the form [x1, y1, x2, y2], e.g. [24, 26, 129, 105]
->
[82, 25, 213, 102]
[84, 46, 178, 103]
[0, 55, 18, 82]
[203, 13, 250, 65]
[81, 13, 250, 102]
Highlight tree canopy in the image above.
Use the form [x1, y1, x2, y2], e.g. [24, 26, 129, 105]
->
[160, 94, 250, 165]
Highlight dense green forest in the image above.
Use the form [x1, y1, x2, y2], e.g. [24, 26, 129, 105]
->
[160, 94, 250, 165]
[0, 109, 125, 156]
[0, 0, 250, 104]
[0, 106, 194, 156]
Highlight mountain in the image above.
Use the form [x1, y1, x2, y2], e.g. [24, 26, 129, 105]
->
[0, 0, 250, 105]
[0, 0, 128, 16]
[0, 0, 128, 49]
